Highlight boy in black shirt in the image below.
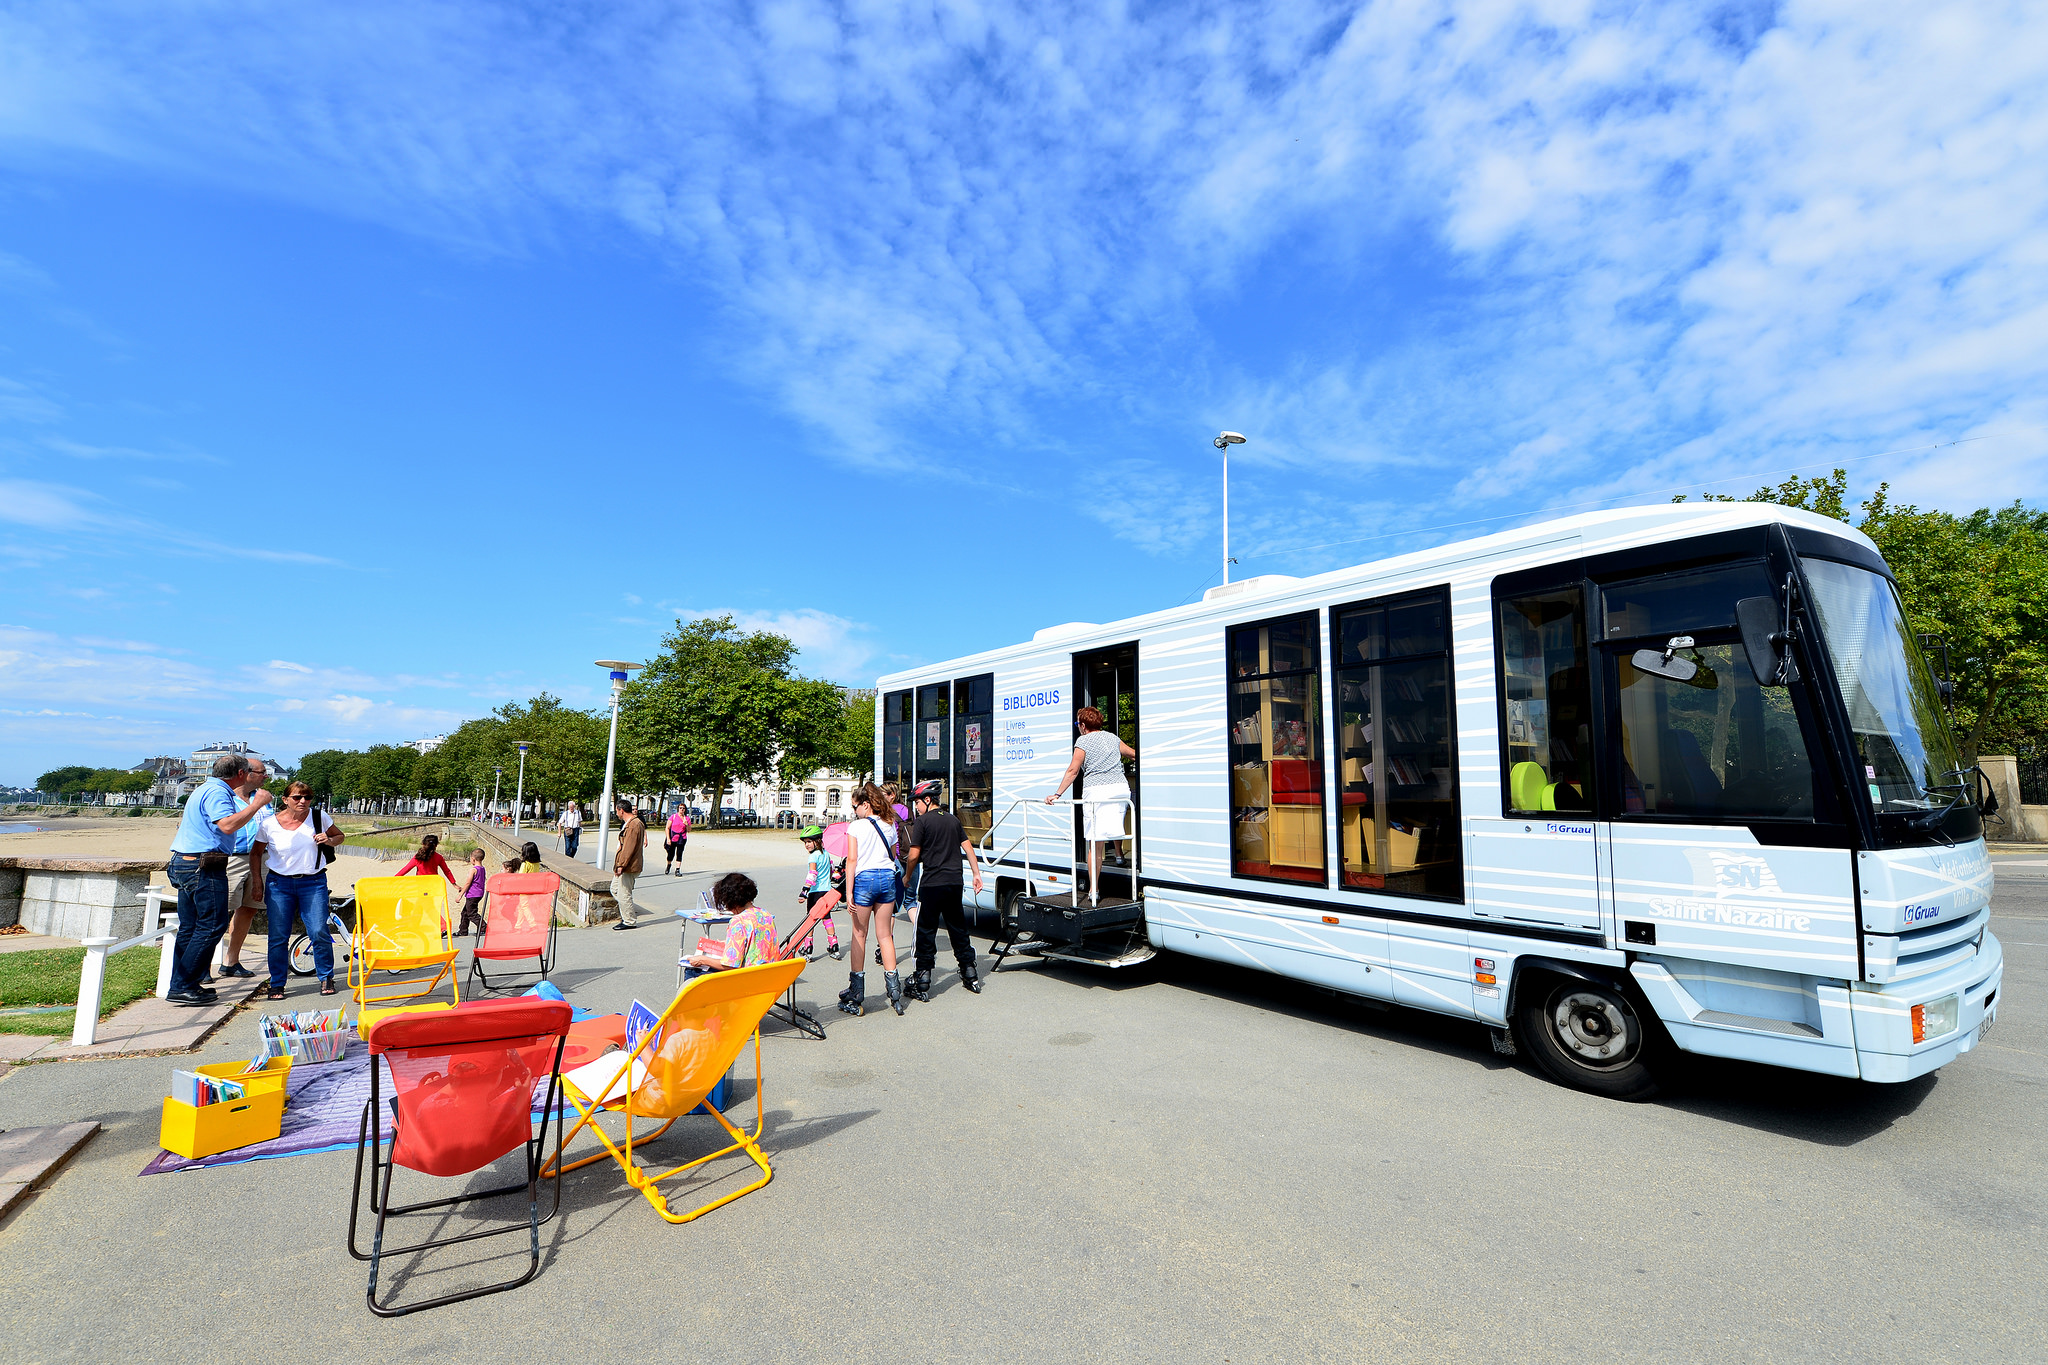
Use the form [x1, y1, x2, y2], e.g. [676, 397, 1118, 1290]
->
[903, 779, 984, 1002]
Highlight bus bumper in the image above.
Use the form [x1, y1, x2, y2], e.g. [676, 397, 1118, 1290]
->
[1849, 930, 2004, 1084]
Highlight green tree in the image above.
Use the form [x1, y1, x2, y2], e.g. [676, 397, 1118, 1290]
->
[825, 690, 878, 781]
[296, 749, 350, 801]
[622, 615, 847, 824]
[36, 765, 94, 796]
[1680, 472, 2048, 762]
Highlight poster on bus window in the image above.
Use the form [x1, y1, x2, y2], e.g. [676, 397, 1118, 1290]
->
[965, 721, 983, 766]
[925, 721, 941, 760]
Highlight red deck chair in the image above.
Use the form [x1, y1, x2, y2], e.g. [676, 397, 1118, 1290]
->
[468, 872, 561, 995]
[347, 998, 574, 1316]
[766, 889, 840, 1040]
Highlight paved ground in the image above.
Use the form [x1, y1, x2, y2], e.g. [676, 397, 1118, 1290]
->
[0, 852, 2041, 1362]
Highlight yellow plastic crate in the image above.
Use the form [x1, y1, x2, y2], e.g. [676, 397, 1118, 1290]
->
[159, 1056, 291, 1159]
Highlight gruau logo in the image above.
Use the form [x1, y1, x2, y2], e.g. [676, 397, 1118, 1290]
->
[1648, 850, 1813, 934]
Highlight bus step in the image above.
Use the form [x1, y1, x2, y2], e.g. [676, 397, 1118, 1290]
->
[1038, 941, 1157, 970]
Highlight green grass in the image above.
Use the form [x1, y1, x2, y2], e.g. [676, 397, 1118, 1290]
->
[0, 946, 161, 1036]
[348, 832, 479, 858]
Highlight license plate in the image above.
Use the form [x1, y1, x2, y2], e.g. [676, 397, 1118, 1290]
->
[1977, 1013, 1995, 1045]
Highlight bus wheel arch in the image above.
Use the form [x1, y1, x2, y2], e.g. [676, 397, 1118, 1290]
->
[1508, 959, 1669, 1102]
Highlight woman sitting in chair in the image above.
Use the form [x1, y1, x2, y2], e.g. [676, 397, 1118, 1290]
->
[684, 873, 777, 978]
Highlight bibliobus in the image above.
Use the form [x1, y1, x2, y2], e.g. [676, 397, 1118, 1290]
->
[876, 502, 2002, 1099]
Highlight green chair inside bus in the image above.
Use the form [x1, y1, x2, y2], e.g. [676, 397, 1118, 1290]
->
[1509, 761, 1574, 812]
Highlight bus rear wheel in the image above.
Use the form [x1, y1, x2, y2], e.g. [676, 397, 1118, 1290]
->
[1515, 975, 1665, 1101]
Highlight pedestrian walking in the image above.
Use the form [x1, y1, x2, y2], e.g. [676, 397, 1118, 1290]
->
[664, 804, 691, 873]
[164, 754, 271, 1006]
[837, 783, 906, 1017]
[796, 824, 842, 959]
[216, 757, 270, 980]
[457, 849, 489, 936]
[253, 781, 345, 999]
[558, 800, 582, 860]
[611, 798, 645, 930]
[904, 779, 983, 1001]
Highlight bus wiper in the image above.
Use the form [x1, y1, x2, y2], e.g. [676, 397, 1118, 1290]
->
[1902, 769, 1971, 832]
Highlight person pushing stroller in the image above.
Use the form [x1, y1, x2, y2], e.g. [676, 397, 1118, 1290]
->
[903, 779, 983, 1001]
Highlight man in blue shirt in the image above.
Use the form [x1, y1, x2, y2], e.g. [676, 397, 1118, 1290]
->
[166, 754, 271, 1005]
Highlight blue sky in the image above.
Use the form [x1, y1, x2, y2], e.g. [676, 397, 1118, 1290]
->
[1, 1, 2044, 785]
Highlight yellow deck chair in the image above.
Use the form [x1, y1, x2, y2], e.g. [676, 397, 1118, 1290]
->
[349, 875, 461, 1038]
[543, 957, 805, 1225]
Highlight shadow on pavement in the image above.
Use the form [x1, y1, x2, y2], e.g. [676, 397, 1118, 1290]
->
[1658, 1057, 1940, 1145]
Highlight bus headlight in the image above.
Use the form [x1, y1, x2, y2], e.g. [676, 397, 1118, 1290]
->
[1911, 995, 1958, 1044]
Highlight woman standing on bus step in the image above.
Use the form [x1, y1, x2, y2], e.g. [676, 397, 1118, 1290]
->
[837, 784, 908, 1016]
[1046, 707, 1136, 906]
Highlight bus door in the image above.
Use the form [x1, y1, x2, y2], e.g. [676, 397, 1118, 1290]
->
[1596, 561, 1861, 1017]
[1074, 642, 1139, 901]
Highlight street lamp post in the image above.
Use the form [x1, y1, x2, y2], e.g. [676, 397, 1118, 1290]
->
[492, 766, 503, 823]
[1213, 431, 1245, 585]
[593, 660, 642, 872]
[512, 741, 532, 836]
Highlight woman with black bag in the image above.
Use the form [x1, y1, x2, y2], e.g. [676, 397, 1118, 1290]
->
[253, 782, 346, 1000]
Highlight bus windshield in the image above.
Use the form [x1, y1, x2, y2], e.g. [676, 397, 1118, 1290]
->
[1800, 559, 1965, 822]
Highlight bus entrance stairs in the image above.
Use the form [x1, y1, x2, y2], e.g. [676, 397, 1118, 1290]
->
[990, 890, 1154, 972]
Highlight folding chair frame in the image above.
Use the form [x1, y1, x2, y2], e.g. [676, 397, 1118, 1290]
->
[350, 879, 461, 1022]
[467, 885, 561, 996]
[768, 892, 838, 1041]
[346, 1032, 569, 1317]
[542, 958, 804, 1226]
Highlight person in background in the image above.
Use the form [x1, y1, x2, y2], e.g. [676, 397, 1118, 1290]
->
[904, 779, 984, 1002]
[796, 824, 842, 960]
[664, 804, 691, 874]
[558, 800, 582, 860]
[520, 840, 542, 873]
[457, 848, 489, 936]
[883, 782, 918, 920]
[501, 855, 521, 875]
[253, 780, 345, 999]
[395, 833, 463, 890]
[215, 757, 270, 980]
[164, 754, 271, 1006]
[611, 798, 645, 931]
[683, 872, 776, 977]
[838, 784, 906, 1017]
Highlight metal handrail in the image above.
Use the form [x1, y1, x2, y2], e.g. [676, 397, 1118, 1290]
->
[978, 793, 1134, 905]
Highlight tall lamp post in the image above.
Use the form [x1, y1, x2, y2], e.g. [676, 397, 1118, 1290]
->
[1213, 430, 1245, 585]
[511, 741, 533, 836]
[593, 660, 642, 872]
[491, 766, 503, 822]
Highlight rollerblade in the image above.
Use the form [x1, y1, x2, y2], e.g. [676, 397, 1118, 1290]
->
[837, 972, 865, 1016]
[827, 941, 843, 960]
[884, 971, 907, 1016]
[960, 961, 982, 994]
[907, 970, 932, 1003]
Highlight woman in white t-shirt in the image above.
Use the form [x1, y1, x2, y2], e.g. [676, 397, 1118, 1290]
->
[253, 781, 346, 1000]
[837, 783, 907, 1018]
[1046, 706, 1137, 907]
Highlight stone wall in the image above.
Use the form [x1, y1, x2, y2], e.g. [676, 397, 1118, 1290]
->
[0, 858, 163, 938]
[1978, 756, 2047, 842]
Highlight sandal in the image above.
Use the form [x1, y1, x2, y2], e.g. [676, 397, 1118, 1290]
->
[319, 977, 337, 996]
[266, 985, 287, 1001]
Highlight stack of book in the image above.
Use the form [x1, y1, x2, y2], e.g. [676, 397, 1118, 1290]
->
[170, 1067, 253, 1107]
[259, 1008, 350, 1063]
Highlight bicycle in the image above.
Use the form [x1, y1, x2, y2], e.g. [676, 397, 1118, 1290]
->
[288, 897, 359, 978]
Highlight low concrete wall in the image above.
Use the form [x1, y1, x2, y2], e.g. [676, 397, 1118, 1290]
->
[1978, 756, 2046, 842]
[0, 858, 164, 938]
[465, 821, 620, 926]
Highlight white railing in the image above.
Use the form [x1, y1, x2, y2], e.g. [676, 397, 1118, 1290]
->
[979, 794, 1136, 906]
[72, 886, 183, 1047]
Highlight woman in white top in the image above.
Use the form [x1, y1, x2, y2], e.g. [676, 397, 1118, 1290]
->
[1046, 706, 1137, 906]
[253, 781, 346, 999]
[838, 783, 907, 1017]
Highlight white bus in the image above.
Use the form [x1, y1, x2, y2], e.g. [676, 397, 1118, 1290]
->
[873, 502, 2002, 1099]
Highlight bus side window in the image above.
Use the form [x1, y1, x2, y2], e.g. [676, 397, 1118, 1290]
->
[1498, 588, 1593, 813]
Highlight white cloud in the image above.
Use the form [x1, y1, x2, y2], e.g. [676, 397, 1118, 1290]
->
[659, 604, 883, 684]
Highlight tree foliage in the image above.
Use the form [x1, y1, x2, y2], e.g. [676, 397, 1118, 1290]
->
[34, 766, 151, 798]
[1680, 472, 2048, 760]
[621, 615, 847, 824]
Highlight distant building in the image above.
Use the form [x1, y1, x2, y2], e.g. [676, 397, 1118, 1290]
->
[410, 733, 449, 754]
[132, 756, 188, 806]
[182, 742, 270, 799]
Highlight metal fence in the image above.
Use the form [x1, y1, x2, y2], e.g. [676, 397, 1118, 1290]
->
[2019, 752, 2048, 806]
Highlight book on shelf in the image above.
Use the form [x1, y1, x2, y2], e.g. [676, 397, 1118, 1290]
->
[170, 1069, 246, 1108]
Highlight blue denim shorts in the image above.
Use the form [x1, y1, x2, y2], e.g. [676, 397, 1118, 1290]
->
[850, 868, 899, 908]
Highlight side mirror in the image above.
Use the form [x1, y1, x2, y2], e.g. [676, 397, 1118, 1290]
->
[1736, 596, 1799, 686]
[1976, 766, 2000, 817]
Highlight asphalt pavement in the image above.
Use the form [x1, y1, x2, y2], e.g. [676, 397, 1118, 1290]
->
[0, 853, 2042, 1363]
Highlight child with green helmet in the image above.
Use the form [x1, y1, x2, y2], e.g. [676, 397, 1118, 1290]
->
[796, 824, 842, 960]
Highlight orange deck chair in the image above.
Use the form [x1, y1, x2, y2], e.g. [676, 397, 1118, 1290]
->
[347, 998, 573, 1316]
[469, 871, 561, 994]
[543, 956, 805, 1225]
[350, 875, 462, 1038]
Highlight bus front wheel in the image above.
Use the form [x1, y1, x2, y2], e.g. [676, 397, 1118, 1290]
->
[1515, 975, 1665, 1101]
